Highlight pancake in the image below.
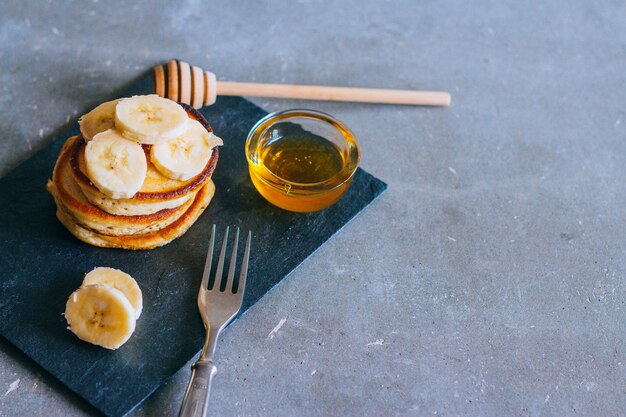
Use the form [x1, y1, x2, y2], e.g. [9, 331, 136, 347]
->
[55, 181, 215, 250]
[47, 136, 195, 236]
[70, 107, 218, 210]
[75, 179, 194, 216]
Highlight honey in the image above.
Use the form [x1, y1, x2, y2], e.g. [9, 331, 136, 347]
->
[246, 109, 360, 213]
[261, 136, 344, 184]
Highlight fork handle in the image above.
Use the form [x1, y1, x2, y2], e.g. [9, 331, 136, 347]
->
[178, 359, 217, 417]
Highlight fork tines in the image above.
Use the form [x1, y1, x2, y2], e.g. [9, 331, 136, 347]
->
[201, 225, 251, 294]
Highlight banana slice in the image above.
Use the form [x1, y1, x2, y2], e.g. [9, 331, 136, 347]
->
[150, 119, 223, 181]
[82, 267, 143, 319]
[65, 284, 136, 350]
[84, 129, 147, 199]
[115, 95, 188, 144]
[78, 99, 120, 141]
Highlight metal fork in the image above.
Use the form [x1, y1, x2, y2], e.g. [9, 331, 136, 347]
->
[179, 225, 252, 417]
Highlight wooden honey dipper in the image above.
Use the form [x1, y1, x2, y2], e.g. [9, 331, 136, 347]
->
[154, 60, 451, 109]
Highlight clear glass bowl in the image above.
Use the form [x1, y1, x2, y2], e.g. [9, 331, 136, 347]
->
[245, 109, 360, 212]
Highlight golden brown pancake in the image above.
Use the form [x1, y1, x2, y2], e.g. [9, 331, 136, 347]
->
[47, 136, 195, 236]
[55, 181, 215, 250]
[75, 179, 195, 216]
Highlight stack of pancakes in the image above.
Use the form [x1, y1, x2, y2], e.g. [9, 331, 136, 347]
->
[47, 103, 218, 250]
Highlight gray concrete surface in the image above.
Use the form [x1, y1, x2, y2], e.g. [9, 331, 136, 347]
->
[1, 0, 625, 416]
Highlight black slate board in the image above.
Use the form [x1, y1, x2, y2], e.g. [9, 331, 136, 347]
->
[0, 72, 387, 417]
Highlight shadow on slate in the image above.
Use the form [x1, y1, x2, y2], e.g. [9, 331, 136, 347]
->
[0, 71, 387, 417]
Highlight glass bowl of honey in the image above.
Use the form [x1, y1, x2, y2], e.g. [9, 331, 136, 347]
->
[245, 109, 360, 212]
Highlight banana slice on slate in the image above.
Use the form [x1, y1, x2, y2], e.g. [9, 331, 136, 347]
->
[82, 267, 143, 319]
[150, 119, 223, 181]
[78, 99, 120, 141]
[84, 129, 147, 199]
[64, 284, 136, 350]
[115, 94, 188, 144]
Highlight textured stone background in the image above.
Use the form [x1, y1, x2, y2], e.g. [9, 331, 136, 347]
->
[0, 1, 624, 416]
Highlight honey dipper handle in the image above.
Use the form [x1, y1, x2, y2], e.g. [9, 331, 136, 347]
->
[154, 61, 451, 108]
[216, 81, 451, 107]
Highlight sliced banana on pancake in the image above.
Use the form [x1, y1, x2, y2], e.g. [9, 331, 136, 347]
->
[82, 267, 143, 319]
[78, 99, 120, 141]
[64, 284, 136, 350]
[115, 95, 188, 144]
[151, 119, 223, 181]
[85, 129, 147, 199]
